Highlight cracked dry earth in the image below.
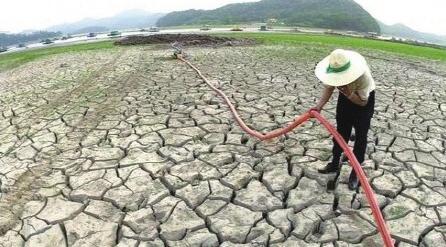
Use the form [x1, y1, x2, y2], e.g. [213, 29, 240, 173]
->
[0, 44, 445, 247]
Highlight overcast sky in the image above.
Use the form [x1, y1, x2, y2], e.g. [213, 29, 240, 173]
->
[1, 0, 445, 35]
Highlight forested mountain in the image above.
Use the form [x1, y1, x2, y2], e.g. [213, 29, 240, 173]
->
[0, 31, 61, 47]
[157, 0, 380, 33]
[47, 10, 164, 34]
[379, 22, 446, 46]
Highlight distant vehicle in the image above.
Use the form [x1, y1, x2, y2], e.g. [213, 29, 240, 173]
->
[87, 32, 97, 38]
[259, 25, 267, 31]
[346, 30, 361, 36]
[365, 32, 378, 38]
[149, 27, 159, 32]
[61, 35, 72, 40]
[108, 31, 121, 37]
[292, 27, 302, 33]
[17, 43, 26, 48]
[41, 39, 54, 44]
[200, 25, 211, 31]
[324, 29, 343, 36]
[0, 47, 7, 53]
[140, 28, 148, 32]
[230, 26, 243, 31]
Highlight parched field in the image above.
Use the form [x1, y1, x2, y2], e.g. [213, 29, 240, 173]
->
[0, 37, 446, 247]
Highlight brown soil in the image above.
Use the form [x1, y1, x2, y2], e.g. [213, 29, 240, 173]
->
[114, 34, 256, 47]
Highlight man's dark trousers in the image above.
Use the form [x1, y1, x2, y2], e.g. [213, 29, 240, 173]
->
[332, 90, 375, 166]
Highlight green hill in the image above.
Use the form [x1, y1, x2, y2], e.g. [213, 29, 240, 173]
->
[157, 0, 380, 33]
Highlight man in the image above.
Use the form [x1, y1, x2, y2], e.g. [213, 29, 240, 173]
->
[313, 49, 376, 190]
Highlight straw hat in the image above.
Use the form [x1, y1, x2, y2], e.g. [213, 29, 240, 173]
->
[315, 49, 367, 87]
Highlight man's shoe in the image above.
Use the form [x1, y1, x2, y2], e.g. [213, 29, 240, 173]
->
[348, 171, 360, 190]
[318, 162, 339, 174]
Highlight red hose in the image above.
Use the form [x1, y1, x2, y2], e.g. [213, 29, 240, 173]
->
[177, 55, 394, 247]
[311, 110, 394, 246]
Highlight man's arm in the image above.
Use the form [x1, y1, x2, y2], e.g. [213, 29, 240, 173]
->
[314, 86, 335, 111]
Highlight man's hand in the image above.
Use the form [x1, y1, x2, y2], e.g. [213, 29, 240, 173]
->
[337, 86, 352, 97]
[310, 106, 322, 112]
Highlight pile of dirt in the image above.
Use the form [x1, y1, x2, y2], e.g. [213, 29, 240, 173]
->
[114, 34, 256, 47]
